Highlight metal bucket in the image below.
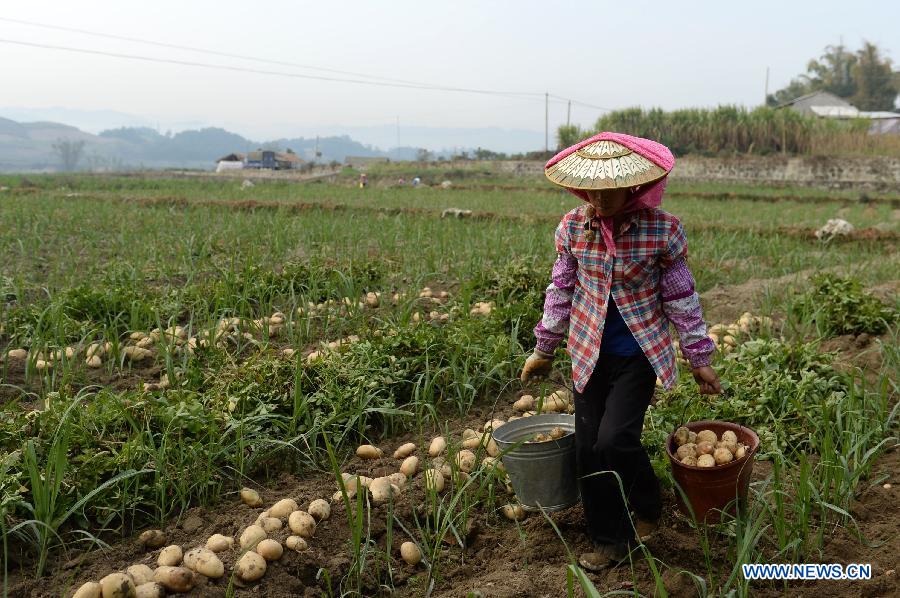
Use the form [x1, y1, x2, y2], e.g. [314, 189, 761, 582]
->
[491, 414, 578, 512]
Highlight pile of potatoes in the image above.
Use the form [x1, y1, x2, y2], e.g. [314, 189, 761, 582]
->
[672, 312, 775, 364]
[72, 422, 531, 595]
[71, 489, 332, 597]
[2, 346, 79, 371]
[303, 334, 362, 364]
[528, 426, 568, 444]
[673, 427, 749, 468]
[511, 389, 574, 416]
[417, 287, 450, 302]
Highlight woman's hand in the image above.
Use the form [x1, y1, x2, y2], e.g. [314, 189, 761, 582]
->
[692, 366, 722, 395]
[520, 351, 554, 383]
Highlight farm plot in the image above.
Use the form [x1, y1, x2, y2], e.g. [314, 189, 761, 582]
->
[0, 173, 897, 597]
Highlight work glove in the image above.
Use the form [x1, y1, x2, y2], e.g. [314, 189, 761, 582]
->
[520, 349, 554, 383]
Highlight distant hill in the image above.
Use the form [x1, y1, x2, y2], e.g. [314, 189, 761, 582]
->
[0, 118, 473, 172]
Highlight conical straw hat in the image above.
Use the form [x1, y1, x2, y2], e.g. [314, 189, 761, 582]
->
[545, 138, 669, 190]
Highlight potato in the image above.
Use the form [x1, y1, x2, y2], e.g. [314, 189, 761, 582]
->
[388, 472, 407, 489]
[72, 582, 102, 598]
[255, 538, 283, 561]
[259, 517, 283, 533]
[424, 468, 444, 492]
[502, 503, 526, 521]
[138, 529, 167, 549]
[239, 487, 263, 507]
[285, 535, 308, 552]
[734, 444, 748, 460]
[675, 443, 696, 460]
[688, 431, 698, 444]
[235, 551, 267, 582]
[134, 583, 165, 598]
[123, 346, 153, 362]
[268, 498, 299, 519]
[126, 564, 154, 586]
[714, 447, 734, 465]
[399, 455, 419, 477]
[308, 498, 331, 521]
[481, 456, 503, 472]
[461, 428, 479, 440]
[86, 355, 103, 368]
[721, 430, 738, 444]
[369, 477, 396, 503]
[288, 510, 316, 537]
[513, 395, 534, 412]
[696, 441, 715, 456]
[697, 454, 716, 468]
[717, 439, 737, 454]
[681, 455, 698, 466]
[428, 436, 447, 457]
[696, 430, 717, 444]
[153, 566, 194, 593]
[674, 426, 691, 447]
[6, 348, 28, 361]
[400, 541, 422, 565]
[483, 419, 505, 432]
[205, 534, 234, 553]
[99, 573, 136, 598]
[157, 545, 182, 567]
[356, 444, 383, 459]
[393, 442, 416, 459]
[183, 547, 224, 578]
[239, 525, 267, 549]
[462, 434, 485, 450]
[454, 450, 477, 473]
[486, 437, 500, 457]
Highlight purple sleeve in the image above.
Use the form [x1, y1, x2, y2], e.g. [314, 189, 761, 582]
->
[534, 220, 577, 355]
[660, 224, 715, 368]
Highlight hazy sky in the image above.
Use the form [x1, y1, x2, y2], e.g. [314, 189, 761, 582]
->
[1, 1, 897, 144]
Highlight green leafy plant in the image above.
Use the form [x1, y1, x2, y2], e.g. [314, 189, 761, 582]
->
[790, 274, 896, 336]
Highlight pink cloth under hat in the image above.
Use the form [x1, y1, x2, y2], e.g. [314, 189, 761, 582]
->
[545, 132, 675, 256]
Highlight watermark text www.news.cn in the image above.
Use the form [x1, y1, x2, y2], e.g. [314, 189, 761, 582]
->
[742, 563, 872, 581]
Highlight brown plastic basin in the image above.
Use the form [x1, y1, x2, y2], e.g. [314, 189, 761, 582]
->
[666, 420, 759, 523]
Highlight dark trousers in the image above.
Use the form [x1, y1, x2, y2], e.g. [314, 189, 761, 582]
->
[574, 353, 661, 546]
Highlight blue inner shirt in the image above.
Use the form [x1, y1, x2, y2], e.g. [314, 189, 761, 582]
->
[599, 296, 642, 356]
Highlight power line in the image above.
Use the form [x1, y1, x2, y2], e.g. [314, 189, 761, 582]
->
[548, 94, 613, 113]
[0, 16, 543, 99]
[0, 16, 615, 112]
[0, 37, 557, 103]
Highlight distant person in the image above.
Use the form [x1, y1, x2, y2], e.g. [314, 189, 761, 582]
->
[398, 177, 406, 185]
[359, 173, 368, 189]
[411, 176, 421, 187]
[520, 132, 721, 570]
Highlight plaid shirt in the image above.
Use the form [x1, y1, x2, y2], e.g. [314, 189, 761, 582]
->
[534, 204, 713, 392]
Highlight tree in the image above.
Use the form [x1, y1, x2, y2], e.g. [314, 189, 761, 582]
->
[851, 42, 897, 111]
[767, 41, 898, 109]
[556, 124, 584, 149]
[767, 44, 856, 105]
[415, 148, 432, 162]
[807, 44, 857, 98]
[52, 139, 85, 171]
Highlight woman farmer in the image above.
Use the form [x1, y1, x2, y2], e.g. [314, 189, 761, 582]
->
[520, 132, 722, 570]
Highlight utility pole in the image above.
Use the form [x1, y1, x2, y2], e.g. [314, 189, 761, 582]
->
[566, 100, 571, 126]
[545, 91, 549, 152]
[764, 67, 770, 106]
[396, 116, 400, 149]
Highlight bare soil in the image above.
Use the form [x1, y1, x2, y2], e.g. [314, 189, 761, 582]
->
[9, 395, 899, 598]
